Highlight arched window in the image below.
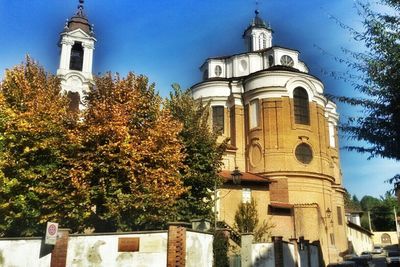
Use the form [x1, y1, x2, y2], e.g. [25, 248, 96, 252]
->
[212, 106, 224, 134]
[259, 33, 267, 49]
[249, 99, 259, 129]
[293, 87, 310, 125]
[67, 91, 80, 112]
[70, 42, 84, 71]
[381, 233, 392, 244]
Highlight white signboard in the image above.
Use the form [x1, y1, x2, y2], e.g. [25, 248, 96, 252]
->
[45, 222, 58, 245]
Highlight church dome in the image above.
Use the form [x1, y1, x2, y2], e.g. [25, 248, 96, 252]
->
[253, 10, 266, 27]
[248, 10, 272, 30]
[64, 0, 93, 36]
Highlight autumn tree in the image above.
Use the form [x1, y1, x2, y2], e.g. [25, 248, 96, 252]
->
[0, 58, 87, 236]
[76, 73, 186, 232]
[165, 84, 227, 222]
[0, 59, 187, 236]
[335, 0, 400, 183]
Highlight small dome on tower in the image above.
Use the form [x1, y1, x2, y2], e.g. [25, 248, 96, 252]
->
[243, 9, 273, 51]
[64, 0, 93, 36]
[253, 10, 266, 27]
[249, 10, 271, 30]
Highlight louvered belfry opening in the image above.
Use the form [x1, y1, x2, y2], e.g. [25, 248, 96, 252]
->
[69, 42, 84, 71]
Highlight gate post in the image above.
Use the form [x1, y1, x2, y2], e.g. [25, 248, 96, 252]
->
[273, 236, 284, 267]
[290, 238, 299, 267]
[167, 222, 190, 267]
[241, 233, 254, 267]
[50, 228, 70, 267]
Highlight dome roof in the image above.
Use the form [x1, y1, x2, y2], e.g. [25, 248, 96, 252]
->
[253, 10, 266, 27]
[247, 10, 272, 31]
[64, 0, 93, 36]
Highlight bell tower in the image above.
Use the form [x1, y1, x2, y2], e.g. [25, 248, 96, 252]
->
[57, 0, 96, 110]
[243, 10, 273, 52]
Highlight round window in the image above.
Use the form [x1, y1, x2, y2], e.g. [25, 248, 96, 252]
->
[280, 55, 294, 67]
[295, 143, 313, 164]
[214, 65, 222, 77]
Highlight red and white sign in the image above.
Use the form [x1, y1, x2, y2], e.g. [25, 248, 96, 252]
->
[45, 222, 58, 245]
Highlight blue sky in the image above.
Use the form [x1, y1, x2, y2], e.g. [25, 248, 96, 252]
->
[0, 0, 398, 199]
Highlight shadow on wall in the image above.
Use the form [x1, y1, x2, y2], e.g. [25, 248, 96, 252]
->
[249, 237, 325, 267]
[313, 241, 325, 267]
[39, 239, 53, 258]
[253, 243, 274, 266]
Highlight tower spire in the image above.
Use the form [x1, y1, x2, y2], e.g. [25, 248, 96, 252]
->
[76, 0, 85, 17]
[243, 2, 272, 51]
[57, 0, 96, 111]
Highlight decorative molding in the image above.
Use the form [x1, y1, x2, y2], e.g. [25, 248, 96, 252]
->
[298, 136, 309, 141]
[82, 42, 94, 49]
[60, 39, 75, 46]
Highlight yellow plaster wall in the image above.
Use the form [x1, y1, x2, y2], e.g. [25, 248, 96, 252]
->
[212, 75, 347, 264]
[217, 184, 270, 233]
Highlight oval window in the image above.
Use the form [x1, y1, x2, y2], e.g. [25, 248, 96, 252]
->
[214, 65, 222, 77]
[240, 59, 248, 72]
[295, 143, 313, 164]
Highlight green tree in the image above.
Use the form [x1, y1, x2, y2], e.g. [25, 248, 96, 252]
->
[370, 193, 399, 231]
[344, 192, 362, 211]
[165, 84, 227, 222]
[360, 213, 371, 230]
[213, 230, 229, 267]
[335, 0, 400, 182]
[360, 195, 381, 211]
[358, 193, 399, 231]
[234, 198, 274, 242]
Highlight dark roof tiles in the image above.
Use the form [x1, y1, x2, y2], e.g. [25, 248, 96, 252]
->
[219, 170, 270, 184]
[64, 0, 93, 36]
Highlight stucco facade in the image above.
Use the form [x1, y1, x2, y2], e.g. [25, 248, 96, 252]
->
[191, 10, 347, 264]
[346, 221, 373, 255]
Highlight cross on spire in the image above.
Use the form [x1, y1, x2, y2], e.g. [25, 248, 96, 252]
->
[255, 0, 262, 14]
[76, 0, 85, 17]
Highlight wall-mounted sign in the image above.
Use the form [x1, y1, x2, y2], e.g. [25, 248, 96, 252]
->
[118, 237, 140, 252]
[45, 222, 58, 245]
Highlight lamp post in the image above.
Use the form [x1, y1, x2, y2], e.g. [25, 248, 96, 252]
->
[231, 167, 242, 185]
[324, 208, 333, 228]
[324, 207, 333, 264]
[326, 208, 332, 219]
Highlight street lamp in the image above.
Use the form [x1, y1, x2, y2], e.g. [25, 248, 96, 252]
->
[326, 208, 332, 218]
[231, 167, 242, 185]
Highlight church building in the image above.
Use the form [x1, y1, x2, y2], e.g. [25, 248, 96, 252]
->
[55, 1, 348, 264]
[190, 10, 347, 263]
